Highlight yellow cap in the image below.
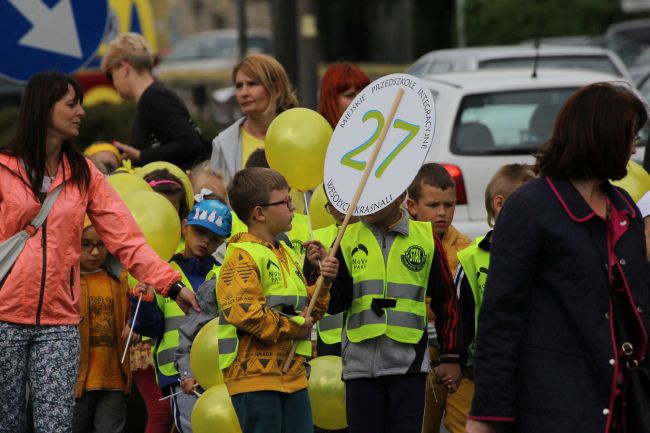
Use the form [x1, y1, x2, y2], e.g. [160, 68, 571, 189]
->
[83, 215, 92, 230]
[83, 142, 121, 161]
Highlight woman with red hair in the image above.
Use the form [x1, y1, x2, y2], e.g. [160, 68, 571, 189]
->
[319, 62, 370, 129]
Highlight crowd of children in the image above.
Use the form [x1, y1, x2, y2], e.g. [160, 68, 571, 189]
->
[71, 134, 540, 433]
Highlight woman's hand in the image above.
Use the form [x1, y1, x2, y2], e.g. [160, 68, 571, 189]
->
[465, 420, 497, 433]
[113, 140, 141, 162]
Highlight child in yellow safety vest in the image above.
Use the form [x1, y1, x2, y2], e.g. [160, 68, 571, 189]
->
[131, 198, 231, 433]
[217, 167, 338, 433]
[328, 192, 461, 433]
[406, 163, 472, 433]
[455, 163, 536, 429]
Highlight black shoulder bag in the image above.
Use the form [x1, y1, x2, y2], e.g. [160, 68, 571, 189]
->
[610, 265, 650, 432]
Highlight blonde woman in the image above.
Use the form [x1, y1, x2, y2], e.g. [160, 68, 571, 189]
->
[210, 54, 298, 183]
[102, 33, 207, 170]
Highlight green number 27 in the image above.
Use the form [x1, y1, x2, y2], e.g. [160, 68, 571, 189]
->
[340, 109, 420, 178]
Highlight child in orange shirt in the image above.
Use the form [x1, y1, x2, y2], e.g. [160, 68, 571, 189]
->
[73, 218, 131, 433]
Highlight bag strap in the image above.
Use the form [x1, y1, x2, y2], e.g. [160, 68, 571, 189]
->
[28, 183, 63, 231]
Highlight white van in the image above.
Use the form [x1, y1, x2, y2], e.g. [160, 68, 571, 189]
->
[422, 69, 646, 237]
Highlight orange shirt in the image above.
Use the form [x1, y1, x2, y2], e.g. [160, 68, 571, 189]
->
[83, 271, 127, 391]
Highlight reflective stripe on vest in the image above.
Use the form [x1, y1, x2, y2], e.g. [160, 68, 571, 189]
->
[217, 241, 312, 370]
[340, 220, 434, 344]
[154, 261, 194, 377]
[456, 236, 489, 337]
[316, 312, 345, 344]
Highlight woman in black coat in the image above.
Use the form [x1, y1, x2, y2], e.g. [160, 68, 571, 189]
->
[466, 83, 649, 433]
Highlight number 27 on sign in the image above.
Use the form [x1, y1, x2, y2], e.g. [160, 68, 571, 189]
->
[340, 109, 420, 178]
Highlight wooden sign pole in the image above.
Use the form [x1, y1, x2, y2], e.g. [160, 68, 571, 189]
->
[281, 87, 405, 373]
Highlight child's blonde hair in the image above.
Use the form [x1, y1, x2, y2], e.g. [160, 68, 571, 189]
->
[485, 164, 536, 226]
[102, 33, 153, 73]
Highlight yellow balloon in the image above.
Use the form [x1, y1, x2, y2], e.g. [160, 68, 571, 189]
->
[308, 355, 347, 430]
[309, 183, 337, 230]
[107, 173, 153, 199]
[191, 384, 242, 433]
[190, 318, 224, 389]
[612, 161, 650, 202]
[266, 108, 333, 191]
[122, 190, 181, 261]
[137, 161, 195, 211]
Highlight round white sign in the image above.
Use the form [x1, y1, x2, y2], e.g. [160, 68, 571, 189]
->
[323, 73, 435, 216]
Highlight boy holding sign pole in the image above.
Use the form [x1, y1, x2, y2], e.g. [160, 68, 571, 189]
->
[327, 193, 461, 433]
[216, 167, 338, 433]
[311, 75, 459, 433]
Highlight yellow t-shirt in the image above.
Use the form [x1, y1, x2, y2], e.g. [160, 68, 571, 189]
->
[241, 126, 265, 166]
[84, 271, 127, 391]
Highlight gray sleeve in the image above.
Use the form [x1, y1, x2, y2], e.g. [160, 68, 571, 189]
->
[174, 278, 219, 380]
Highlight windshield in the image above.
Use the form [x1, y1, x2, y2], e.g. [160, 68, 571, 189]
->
[451, 88, 576, 155]
[166, 35, 236, 61]
[479, 56, 621, 77]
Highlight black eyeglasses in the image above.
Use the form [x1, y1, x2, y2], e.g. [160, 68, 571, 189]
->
[105, 66, 114, 84]
[259, 196, 293, 209]
[81, 240, 107, 252]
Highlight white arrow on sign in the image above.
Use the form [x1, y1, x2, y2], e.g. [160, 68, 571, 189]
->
[8, 0, 82, 59]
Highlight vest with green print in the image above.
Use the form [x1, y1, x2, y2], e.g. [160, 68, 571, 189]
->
[456, 235, 490, 362]
[154, 261, 195, 377]
[340, 220, 434, 344]
[217, 241, 312, 370]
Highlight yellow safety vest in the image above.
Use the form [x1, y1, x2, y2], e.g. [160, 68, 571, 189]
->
[228, 212, 311, 264]
[456, 236, 489, 350]
[314, 224, 345, 344]
[154, 261, 194, 377]
[340, 220, 434, 344]
[217, 241, 312, 370]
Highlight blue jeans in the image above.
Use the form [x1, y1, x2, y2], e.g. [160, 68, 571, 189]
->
[231, 389, 313, 433]
[0, 321, 79, 433]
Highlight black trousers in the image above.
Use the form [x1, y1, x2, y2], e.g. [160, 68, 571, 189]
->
[345, 373, 427, 433]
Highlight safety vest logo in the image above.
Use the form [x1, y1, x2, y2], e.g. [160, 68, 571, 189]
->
[266, 260, 282, 283]
[351, 243, 368, 272]
[291, 239, 306, 254]
[401, 245, 427, 272]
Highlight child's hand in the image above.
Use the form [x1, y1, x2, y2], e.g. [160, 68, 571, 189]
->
[435, 364, 461, 393]
[295, 307, 315, 340]
[175, 286, 201, 314]
[120, 325, 140, 346]
[112, 140, 141, 162]
[181, 378, 198, 395]
[319, 256, 339, 284]
[133, 283, 155, 302]
[304, 240, 327, 268]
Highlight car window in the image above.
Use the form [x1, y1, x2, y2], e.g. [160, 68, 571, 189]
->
[428, 61, 453, 74]
[479, 56, 622, 77]
[166, 35, 235, 61]
[407, 58, 431, 75]
[451, 88, 577, 155]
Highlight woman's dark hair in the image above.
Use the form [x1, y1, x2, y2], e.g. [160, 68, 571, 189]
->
[0, 71, 90, 198]
[536, 82, 648, 181]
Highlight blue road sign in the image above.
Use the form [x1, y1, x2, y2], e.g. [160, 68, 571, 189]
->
[0, 0, 108, 83]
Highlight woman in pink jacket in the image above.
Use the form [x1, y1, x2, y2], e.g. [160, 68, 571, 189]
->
[0, 72, 199, 433]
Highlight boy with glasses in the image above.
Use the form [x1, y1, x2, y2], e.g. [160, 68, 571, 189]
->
[73, 217, 132, 433]
[217, 167, 338, 433]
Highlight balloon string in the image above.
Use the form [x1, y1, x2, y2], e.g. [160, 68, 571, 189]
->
[303, 190, 321, 268]
[121, 294, 142, 364]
